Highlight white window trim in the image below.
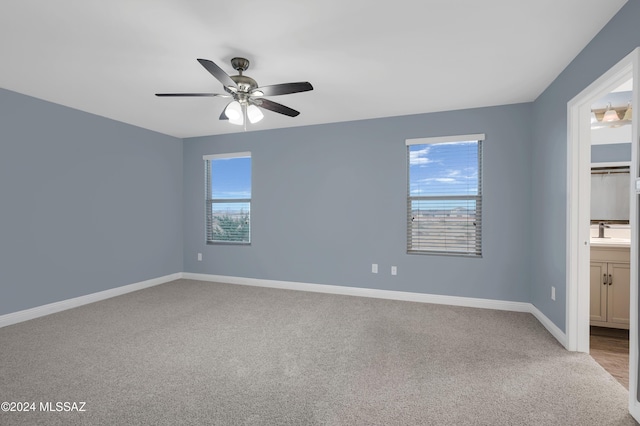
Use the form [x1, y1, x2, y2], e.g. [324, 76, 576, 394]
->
[406, 133, 485, 146]
[205, 151, 252, 245]
[406, 134, 484, 257]
[203, 152, 251, 161]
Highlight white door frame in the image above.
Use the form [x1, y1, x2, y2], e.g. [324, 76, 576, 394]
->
[566, 46, 640, 419]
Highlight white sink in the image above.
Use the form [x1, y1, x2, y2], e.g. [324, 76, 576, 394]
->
[590, 224, 631, 243]
[590, 237, 631, 247]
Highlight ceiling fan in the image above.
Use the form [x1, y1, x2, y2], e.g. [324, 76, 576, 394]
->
[156, 57, 313, 129]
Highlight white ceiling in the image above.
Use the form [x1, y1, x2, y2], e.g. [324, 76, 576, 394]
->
[0, 0, 628, 139]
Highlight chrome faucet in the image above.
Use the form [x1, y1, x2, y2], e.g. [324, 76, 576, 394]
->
[598, 222, 610, 238]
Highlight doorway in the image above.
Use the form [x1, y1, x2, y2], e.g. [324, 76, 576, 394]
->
[589, 85, 633, 389]
[567, 47, 640, 419]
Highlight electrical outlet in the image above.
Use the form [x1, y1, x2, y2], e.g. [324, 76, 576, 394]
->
[391, 266, 397, 276]
[551, 286, 556, 301]
[197, 253, 202, 261]
[372, 263, 378, 274]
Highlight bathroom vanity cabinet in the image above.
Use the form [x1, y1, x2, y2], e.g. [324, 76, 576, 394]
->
[590, 246, 630, 329]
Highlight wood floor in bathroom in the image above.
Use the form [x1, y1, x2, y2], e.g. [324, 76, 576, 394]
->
[590, 326, 629, 389]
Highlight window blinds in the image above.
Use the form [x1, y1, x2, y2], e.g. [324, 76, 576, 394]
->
[204, 152, 252, 244]
[406, 135, 483, 256]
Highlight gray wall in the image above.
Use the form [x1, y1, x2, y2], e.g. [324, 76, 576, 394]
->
[530, 0, 640, 331]
[591, 143, 632, 163]
[184, 103, 532, 302]
[0, 88, 184, 316]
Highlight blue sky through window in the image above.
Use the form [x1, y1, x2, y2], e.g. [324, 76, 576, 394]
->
[409, 141, 479, 198]
[210, 156, 251, 199]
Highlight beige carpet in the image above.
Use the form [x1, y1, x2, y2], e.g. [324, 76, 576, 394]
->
[0, 279, 637, 425]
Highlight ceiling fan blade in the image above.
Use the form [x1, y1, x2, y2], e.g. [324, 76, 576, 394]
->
[253, 98, 300, 117]
[219, 105, 229, 120]
[197, 58, 237, 89]
[252, 82, 313, 97]
[155, 93, 230, 97]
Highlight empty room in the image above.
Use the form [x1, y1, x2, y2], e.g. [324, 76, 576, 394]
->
[3, 1, 640, 424]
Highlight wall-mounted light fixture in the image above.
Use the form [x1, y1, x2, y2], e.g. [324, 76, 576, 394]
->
[591, 101, 632, 129]
[623, 102, 632, 121]
[602, 103, 619, 122]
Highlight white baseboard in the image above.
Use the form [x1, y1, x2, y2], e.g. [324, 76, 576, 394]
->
[182, 272, 533, 312]
[0, 272, 182, 328]
[1, 271, 568, 351]
[529, 305, 568, 348]
[184, 273, 567, 347]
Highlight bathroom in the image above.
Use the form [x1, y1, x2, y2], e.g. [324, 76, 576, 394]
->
[589, 79, 632, 388]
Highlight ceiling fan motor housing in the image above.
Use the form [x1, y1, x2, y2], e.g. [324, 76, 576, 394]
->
[231, 75, 258, 94]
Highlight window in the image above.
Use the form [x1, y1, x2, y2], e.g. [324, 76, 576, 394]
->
[204, 152, 251, 244]
[406, 134, 484, 256]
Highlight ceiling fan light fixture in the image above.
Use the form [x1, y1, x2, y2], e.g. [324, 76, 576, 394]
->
[247, 104, 264, 124]
[591, 111, 598, 124]
[225, 101, 243, 125]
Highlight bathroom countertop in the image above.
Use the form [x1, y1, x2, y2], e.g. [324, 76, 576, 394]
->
[590, 224, 630, 247]
[590, 238, 630, 248]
